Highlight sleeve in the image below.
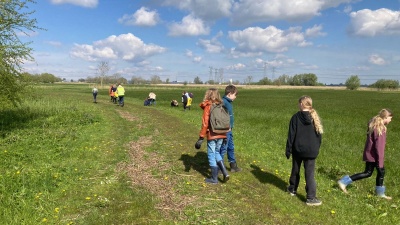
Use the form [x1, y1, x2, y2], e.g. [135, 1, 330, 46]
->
[199, 105, 210, 138]
[374, 130, 386, 168]
[285, 115, 297, 155]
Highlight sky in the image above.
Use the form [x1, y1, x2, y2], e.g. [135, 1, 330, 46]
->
[21, 0, 400, 85]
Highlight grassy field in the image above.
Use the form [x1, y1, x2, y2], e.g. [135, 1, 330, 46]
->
[1, 84, 400, 224]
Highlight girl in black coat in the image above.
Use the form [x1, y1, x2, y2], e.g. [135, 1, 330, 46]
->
[286, 95, 323, 206]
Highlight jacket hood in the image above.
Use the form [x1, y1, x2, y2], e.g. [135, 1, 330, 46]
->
[200, 100, 212, 109]
[297, 111, 312, 125]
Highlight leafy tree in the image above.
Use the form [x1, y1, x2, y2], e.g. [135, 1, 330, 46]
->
[258, 77, 271, 85]
[193, 76, 203, 84]
[371, 79, 399, 90]
[345, 75, 360, 90]
[1, 0, 42, 107]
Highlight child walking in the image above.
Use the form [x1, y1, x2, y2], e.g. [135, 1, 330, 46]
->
[195, 88, 230, 184]
[338, 109, 393, 200]
[286, 96, 323, 206]
[220, 85, 241, 172]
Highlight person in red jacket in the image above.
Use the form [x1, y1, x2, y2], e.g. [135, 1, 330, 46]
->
[286, 95, 323, 206]
[338, 109, 393, 200]
[195, 88, 229, 184]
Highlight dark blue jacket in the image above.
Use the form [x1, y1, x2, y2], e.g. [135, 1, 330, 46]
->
[222, 96, 234, 129]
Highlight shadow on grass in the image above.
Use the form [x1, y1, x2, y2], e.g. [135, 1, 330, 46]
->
[179, 151, 210, 178]
[250, 164, 307, 202]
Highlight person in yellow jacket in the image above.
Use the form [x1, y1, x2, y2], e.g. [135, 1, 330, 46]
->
[116, 83, 125, 107]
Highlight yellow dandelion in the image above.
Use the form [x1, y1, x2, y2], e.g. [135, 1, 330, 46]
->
[186, 182, 190, 185]
[42, 218, 48, 222]
[16, 171, 20, 175]
[367, 194, 372, 198]
[331, 210, 335, 214]
[327, 189, 331, 193]
[261, 168, 265, 171]
[4, 150, 7, 153]
[164, 176, 168, 180]
[54, 208, 60, 213]
[85, 197, 91, 200]
[253, 160, 256, 163]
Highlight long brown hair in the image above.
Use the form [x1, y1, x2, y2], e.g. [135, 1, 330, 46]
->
[299, 95, 323, 134]
[203, 88, 222, 104]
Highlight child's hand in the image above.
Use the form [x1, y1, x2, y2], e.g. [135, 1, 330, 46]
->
[195, 137, 204, 149]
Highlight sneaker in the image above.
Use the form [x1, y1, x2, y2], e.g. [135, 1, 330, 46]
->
[306, 198, 322, 206]
[287, 187, 296, 196]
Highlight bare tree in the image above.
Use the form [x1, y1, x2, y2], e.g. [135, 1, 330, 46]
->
[97, 61, 109, 88]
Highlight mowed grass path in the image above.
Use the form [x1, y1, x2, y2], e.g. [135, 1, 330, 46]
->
[1, 84, 400, 224]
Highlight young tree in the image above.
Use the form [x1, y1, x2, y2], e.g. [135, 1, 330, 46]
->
[345, 75, 361, 90]
[97, 61, 109, 88]
[1, 0, 42, 107]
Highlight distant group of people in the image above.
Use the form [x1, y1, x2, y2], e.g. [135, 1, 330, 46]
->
[194, 85, 394, 206]
[108, 83, 125, 107]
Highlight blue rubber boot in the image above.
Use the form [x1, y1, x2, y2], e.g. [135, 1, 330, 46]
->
[375, 186, 392, 200]
[337, 175, 352, 194]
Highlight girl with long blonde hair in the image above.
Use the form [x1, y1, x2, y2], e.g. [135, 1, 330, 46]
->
[286, 95, 323, 206]
[338, 109, 393, 200]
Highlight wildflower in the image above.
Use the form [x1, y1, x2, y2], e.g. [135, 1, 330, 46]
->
[85, 197, 91, 200]
[331, 210, 335, 214]
[16, 171, 20, 175]
[186, 182, 190, 185]
[54, 208, 60, 213]
[164, 176, 168, 180]
[42, 218, 48, 222]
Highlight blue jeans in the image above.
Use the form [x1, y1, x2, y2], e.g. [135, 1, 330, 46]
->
[119, 96, 124, 105]
[207, 139, 223, 167]
[220, 131, 236, 163]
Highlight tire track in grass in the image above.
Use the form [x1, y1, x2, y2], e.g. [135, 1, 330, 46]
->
[115, 109, 198, 220]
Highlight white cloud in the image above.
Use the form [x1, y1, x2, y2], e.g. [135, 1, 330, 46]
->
[168, 15, 210, 36]
[70, 33, 166, 62]
[226, 63, 246, 70]
[45, 41, 63, 47]
[228, 26, 311, 53]
[349, 8, 400, 36]
[305, 25, 327, 38]
[197, 32, 225, 53]
[368, 54, 386, 65]
[161, 0, 232, 21]
[118, 7, 160, 26]
[50, 0, 98, 8]
[230, 0, 357, 25]
[193, 56, 202, 62]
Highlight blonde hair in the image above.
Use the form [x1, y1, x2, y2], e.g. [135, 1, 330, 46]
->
[368, 109, 392, 136]
[203, 88, 222, 104]
[299, 95, 323, 134]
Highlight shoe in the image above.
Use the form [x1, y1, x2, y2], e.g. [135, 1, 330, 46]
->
[337, 180, 348, 194]
[306, 198, 322, 206]
[287, 187, 296, 196]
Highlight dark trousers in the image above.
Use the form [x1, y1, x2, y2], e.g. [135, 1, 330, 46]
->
[288, 156, 317, 199]
[350, 162, 385, 186]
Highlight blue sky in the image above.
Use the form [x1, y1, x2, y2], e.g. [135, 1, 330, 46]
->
[22, 0, 400, 84]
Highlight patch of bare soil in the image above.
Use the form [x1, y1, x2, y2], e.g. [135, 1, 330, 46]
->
[116, 110, 139, 121]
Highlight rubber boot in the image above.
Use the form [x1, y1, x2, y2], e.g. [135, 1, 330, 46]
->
[230, 162, 242, 172]
[205, 166, 219, 184]
[375, 186, 392, 200]
[217, 161, 229, 182]
[337, 175, 352, 194]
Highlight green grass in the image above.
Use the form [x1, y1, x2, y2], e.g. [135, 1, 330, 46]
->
[1, 84, 400, 224]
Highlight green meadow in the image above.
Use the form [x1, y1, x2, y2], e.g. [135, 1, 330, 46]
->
[1, 84, 399, 224]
